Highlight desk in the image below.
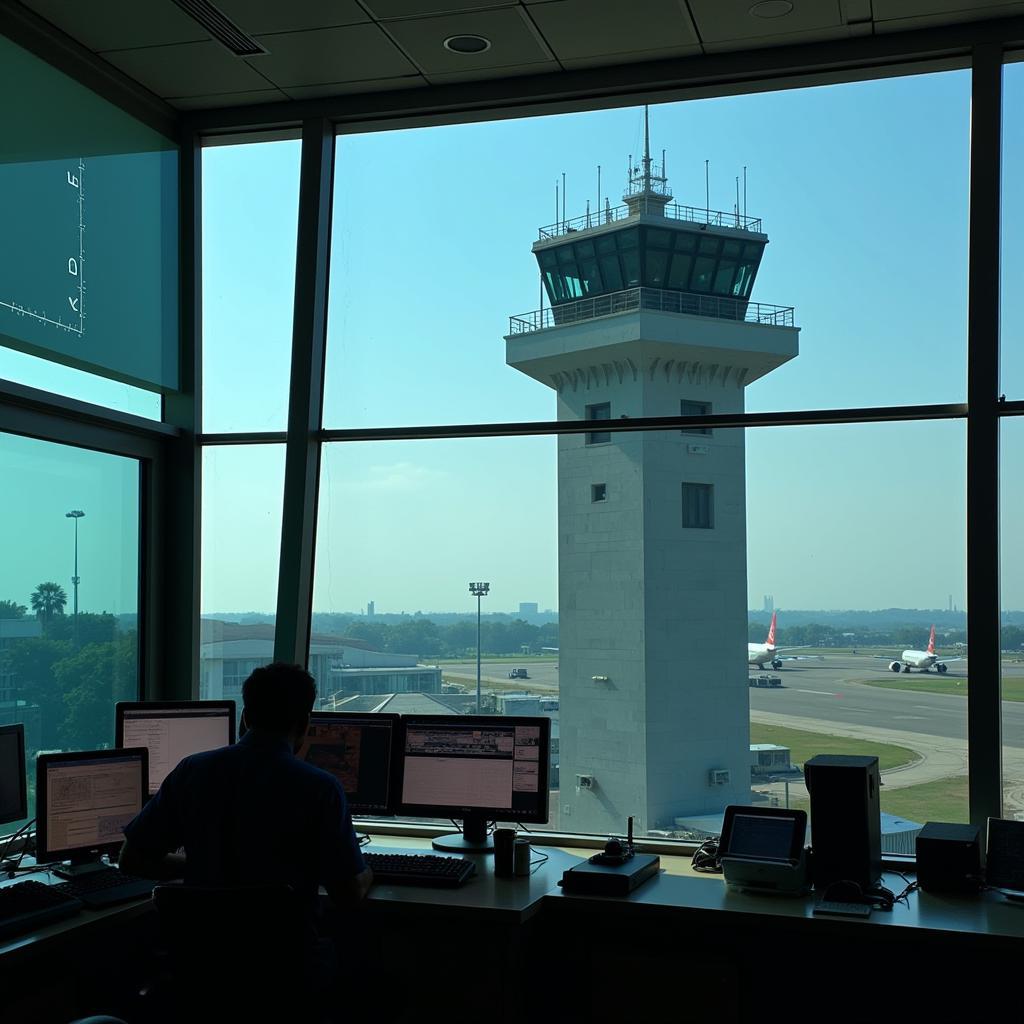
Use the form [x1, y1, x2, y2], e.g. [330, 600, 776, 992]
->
[545, 870, 1024, 1022]
[5, 853, 1024, 1024]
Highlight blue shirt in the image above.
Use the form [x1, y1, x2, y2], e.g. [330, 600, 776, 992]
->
[123, 731, 365, 911]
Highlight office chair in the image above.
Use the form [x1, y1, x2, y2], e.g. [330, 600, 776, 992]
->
[151, 883, 329, 1023]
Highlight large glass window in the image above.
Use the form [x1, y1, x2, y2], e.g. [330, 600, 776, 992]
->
[1001, 417, 1024, 818]
[199, 444, 286, 708]
[0, 430, 139, 828]
[747, 420, 968, 834]
[201, 140, 300, 433]
[321, 72, 966, 431]
[1002, 60, 1023, 396]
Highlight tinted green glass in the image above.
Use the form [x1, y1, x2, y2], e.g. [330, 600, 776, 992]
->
[647, 228, 672, 248]
[617, 229, 639, 251]
[645, 250, 669, 287]
[0, 35, 178, 393]
[622, 250, 641, 287]
[699, 236, 720, 255]
[0, 430, 140, 829]
[675, 232, 697, 252]
[596, 235, 617, 254]
[600, 255, 624, 291]
[667, 253, 693, 290]
[713, 260, 737, 296]
[692, 256, 715, 292]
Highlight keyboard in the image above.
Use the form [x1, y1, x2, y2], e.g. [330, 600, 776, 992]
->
[813, 899, 872, 918]
[365, 851, 475, 888]
[52, 868, 155, 908]
[0, 879, 83, 940]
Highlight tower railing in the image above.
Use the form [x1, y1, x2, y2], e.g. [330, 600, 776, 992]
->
[538, 200, 762, 240]
[508, 287, 795, 334]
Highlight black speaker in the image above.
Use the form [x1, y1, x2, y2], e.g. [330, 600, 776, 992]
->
[804, 754, 881, 891]
[915, 822, 982, 893]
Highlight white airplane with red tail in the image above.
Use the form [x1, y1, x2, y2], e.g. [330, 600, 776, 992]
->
[747, 612, 814, 670]
[884, 625, 965, 674]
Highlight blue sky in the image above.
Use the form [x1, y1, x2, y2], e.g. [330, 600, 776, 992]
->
[3, 64, 1022, 617]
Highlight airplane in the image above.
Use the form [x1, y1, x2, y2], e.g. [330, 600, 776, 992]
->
[882, 625, 966, 674]
[747, 611, 814, 670]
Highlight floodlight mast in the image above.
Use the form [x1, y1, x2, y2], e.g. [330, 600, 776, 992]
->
[469, 582, 490, 712]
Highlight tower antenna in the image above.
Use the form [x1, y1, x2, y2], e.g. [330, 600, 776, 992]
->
[643, 104, 652, 189]
[705, 159, 710, 220]
[736, 175, 740, 226]
[562, 171, 566, 226]
[597, 164, 601, 224]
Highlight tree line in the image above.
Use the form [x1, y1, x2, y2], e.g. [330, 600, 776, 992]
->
[323, 617, 559, 659]
[1, 584, 136, 753]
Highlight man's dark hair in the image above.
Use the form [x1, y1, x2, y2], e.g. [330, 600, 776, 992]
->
[242, 662, 317, 733]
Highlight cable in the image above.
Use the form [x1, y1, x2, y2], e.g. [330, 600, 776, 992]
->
[1, 819, 34, 877]
[691, 836, 722, 873]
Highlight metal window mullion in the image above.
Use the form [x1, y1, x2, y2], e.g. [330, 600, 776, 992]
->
[274, 119, 333, 666]
[967, 44, 1003, 826]
[157, 130, 203, 701]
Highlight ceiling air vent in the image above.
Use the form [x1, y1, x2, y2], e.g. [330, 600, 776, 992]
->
[171, 0, 267, 56]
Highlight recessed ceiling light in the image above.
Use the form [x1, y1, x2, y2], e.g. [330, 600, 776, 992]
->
[749, 0, 794, 17]
[443, 34, 491, 54]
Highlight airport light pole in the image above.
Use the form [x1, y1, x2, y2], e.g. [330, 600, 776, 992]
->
[469, 582, 490, 712]
[66, 509, 85, 644]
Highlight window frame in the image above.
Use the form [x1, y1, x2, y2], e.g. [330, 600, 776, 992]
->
[5, 11, 1017, 840]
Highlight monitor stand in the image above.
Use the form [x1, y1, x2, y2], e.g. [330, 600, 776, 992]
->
[53, 852, 111, 880]
[432, 813, 494, 853]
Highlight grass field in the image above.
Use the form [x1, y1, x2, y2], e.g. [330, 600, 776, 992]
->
[860, 675, 1024, 702]
[749, 723, 918, 772]
[789, 775, 969, 824]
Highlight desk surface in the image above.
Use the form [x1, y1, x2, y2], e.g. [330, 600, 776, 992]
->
[548, 868, 1024, 945]
[7, 845, 1024, 962]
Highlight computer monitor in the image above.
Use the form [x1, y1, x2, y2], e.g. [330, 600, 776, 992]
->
[986, 817, 1024, 901]
[297, 712, 402, 816]
[720, 805, 807, 864]
[36, 747, 147, 876]
[0, 723, 27, 827]
[398, 715, 551, 853]
[115, 700, 235, 795]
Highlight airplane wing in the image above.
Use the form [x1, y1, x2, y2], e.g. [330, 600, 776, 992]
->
[774, 653, 823, 662]
[937, 656, 967, 664]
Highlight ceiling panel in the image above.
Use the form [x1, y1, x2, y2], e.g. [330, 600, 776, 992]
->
[874, 0, 1024, 30]
[282, 74, 428, 99]
[873, 0, 1021, 18]
[383, 7, 553, 74]
[424, 59, 562, 83]
[250, 24, 418, 87]
[214, 0, 370, 35]
[102, 39, 273, 98]
[22, 0, 209, 51]
[530, 0, 700, 62]
[688, 0, 846, 45]
[171, 88, 290, 109]
[363, 0, 517, 16]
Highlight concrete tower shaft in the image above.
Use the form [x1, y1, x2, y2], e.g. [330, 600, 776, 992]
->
[505, 124, 799, 836]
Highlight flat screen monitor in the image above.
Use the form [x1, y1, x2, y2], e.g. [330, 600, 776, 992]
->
[398, 715, 550, 853]
[36, 747, 147, 870]
[986, 817, 1024, 900]
[297, 712, 401, 816]
[116, 701, 235, 795]
[720, 805, 807, 864]
[0, 723, 27, 827]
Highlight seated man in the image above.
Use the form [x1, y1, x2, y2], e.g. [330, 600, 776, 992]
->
[119, 661, 372, 911]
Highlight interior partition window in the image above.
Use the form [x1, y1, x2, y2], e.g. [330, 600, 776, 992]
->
[0, 430, 140, 829]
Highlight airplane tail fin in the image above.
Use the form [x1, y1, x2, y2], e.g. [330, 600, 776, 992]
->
[927, 625, 936, 655]
[766, 611, 777, 648]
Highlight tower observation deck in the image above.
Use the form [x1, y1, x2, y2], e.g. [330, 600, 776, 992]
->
[504, 110, 800, 837]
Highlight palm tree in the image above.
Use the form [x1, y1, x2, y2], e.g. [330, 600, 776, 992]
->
[31, 582, 67, 625]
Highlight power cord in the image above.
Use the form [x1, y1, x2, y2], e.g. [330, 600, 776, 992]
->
[691, 837, 722, 873]
[1, 819, 35, 877]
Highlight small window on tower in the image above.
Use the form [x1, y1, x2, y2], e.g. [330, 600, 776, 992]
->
[682, 482, 713, 529]
[586, 402, 611, 445]
[681, 400, 711, 436]
[591, 483, 607, 502]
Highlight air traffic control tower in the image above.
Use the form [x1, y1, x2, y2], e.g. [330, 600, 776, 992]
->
[505, 115, 799, 836]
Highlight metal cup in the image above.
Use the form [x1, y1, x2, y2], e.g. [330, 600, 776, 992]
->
[494, 827, 517, 876]
[513, 838, 531, 877]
